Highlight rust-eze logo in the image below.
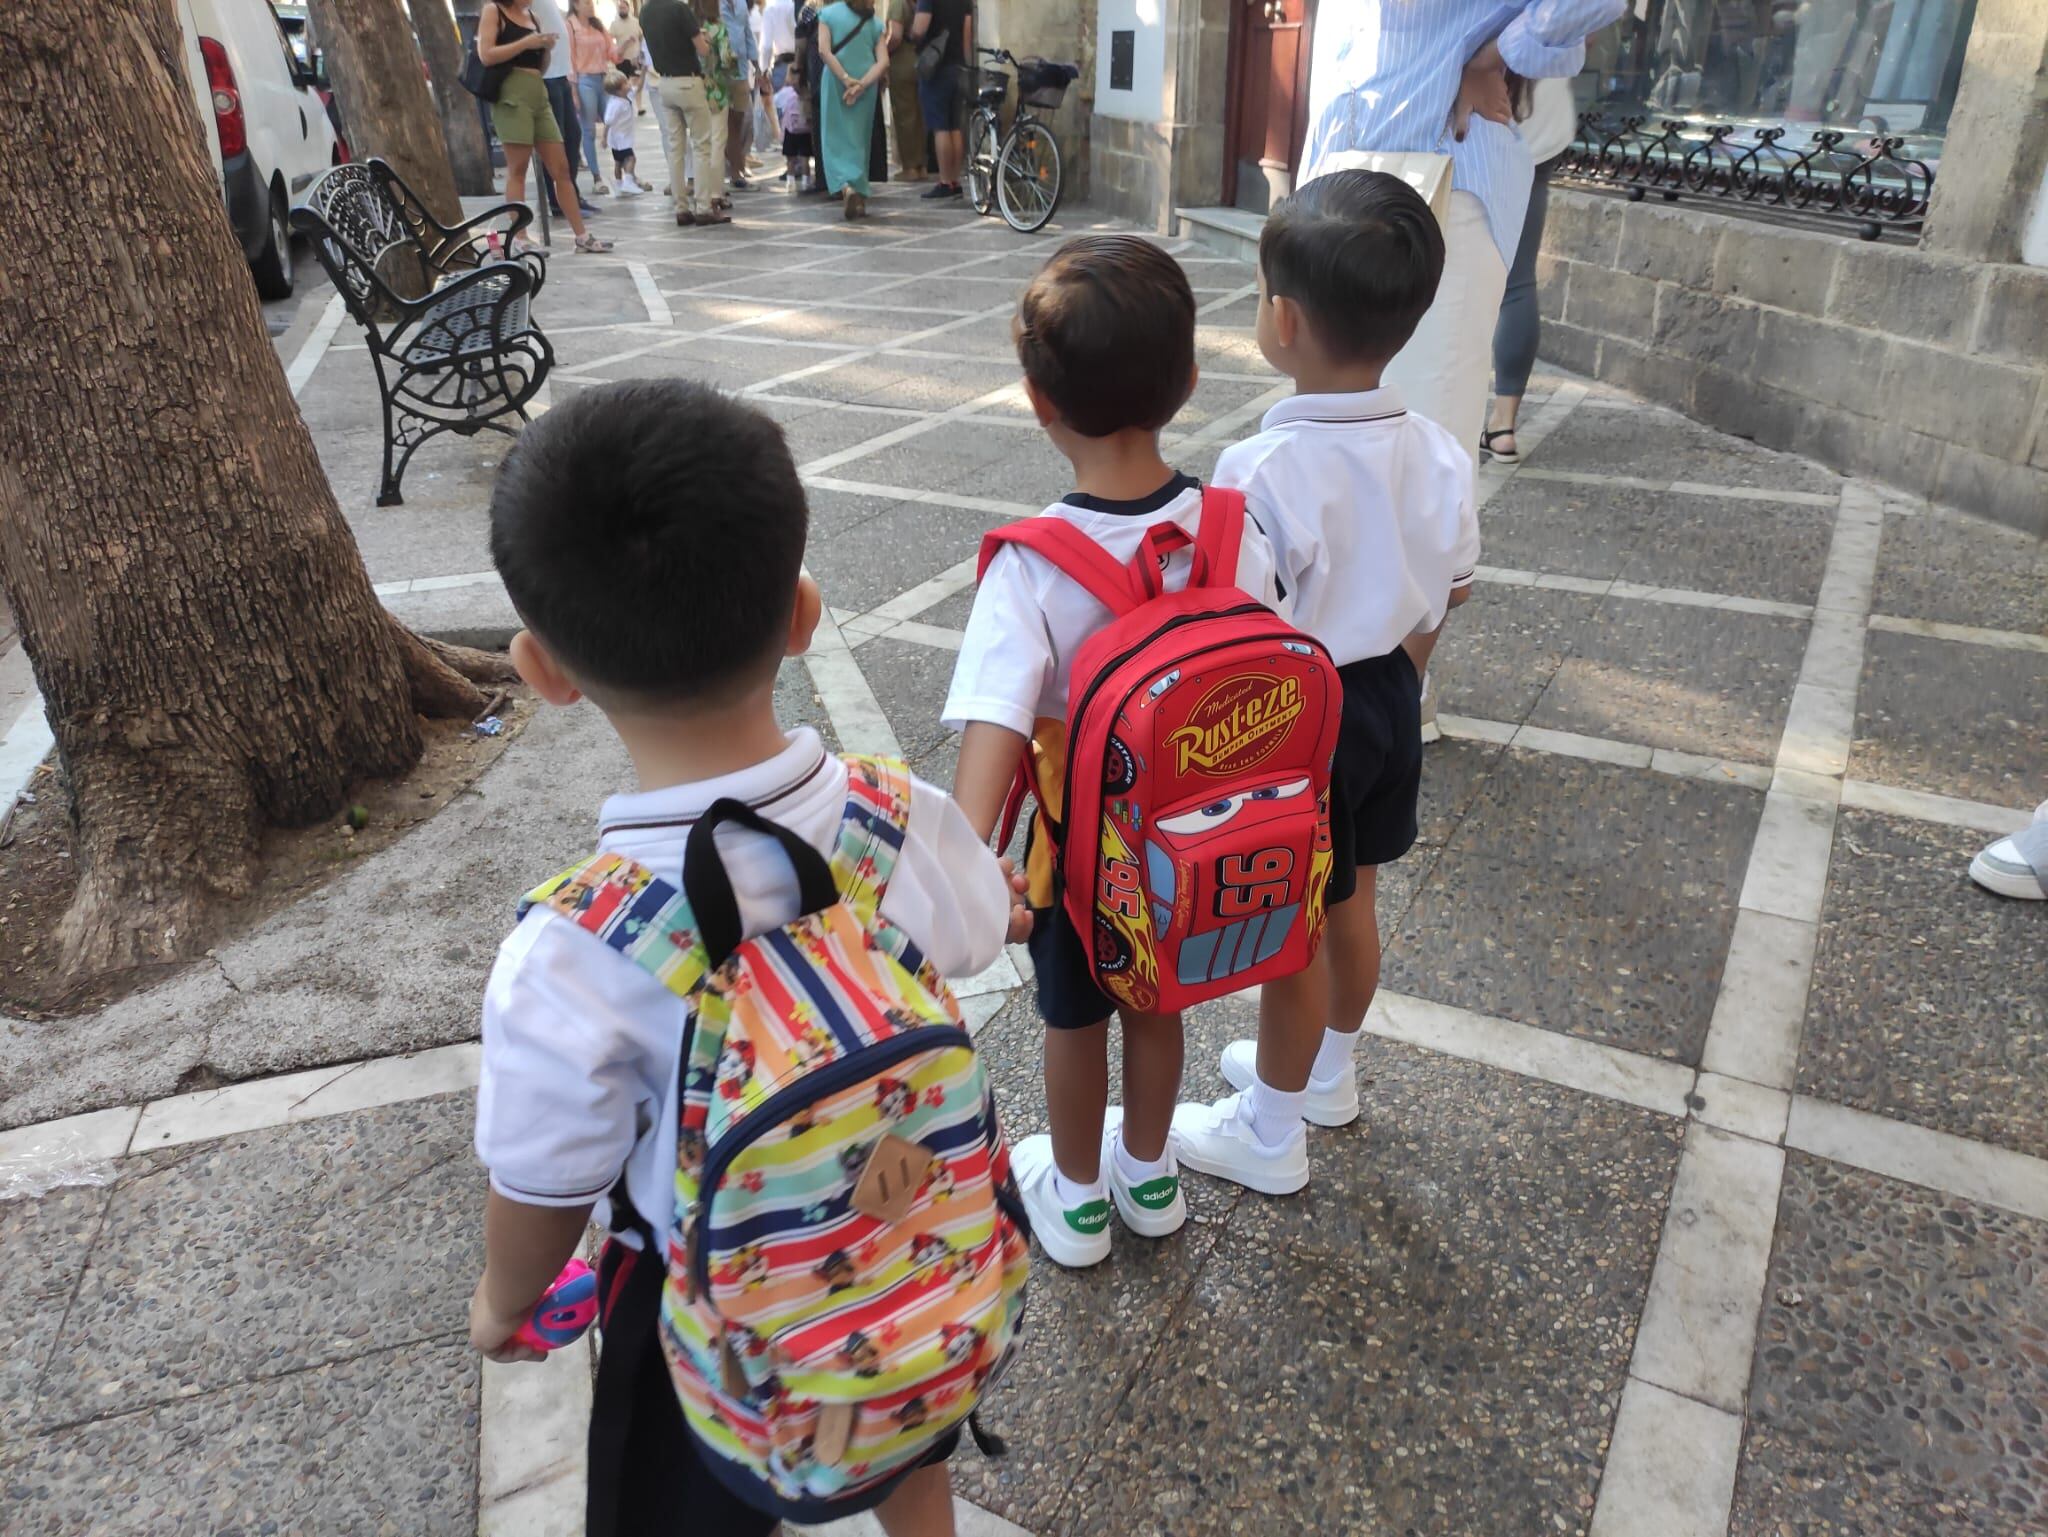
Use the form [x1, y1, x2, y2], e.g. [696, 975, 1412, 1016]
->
[1168, 673, 1302, 776]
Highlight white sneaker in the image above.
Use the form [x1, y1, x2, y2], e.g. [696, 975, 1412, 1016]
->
[1010, 1134, 1112, 1269]
[1969, 800, 2048, 900]
[1169, 1093, 1309, 1196]
[1218, 1040, 1360, 1128]
[616, 177, 645, 196]
[1099, 1109, 1187, 1239]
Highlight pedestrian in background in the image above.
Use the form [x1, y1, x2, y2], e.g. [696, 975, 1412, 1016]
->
[1484, 74, 1576, 466]
[721, 0, 759, 189]
[602, 69, 647, 193]
[763, 0, 797, 90]
[911, 0, 970, 200]
[569, 0, 618, 195]
[817, 0, 886, 218]
[531, 0, 599, 215]
[475, 0, 612, 251]
[609, 0, 649, 111]
[643, 0, 730, 223]
[696, 0, 739, 214]
[881, 0, 927, 180]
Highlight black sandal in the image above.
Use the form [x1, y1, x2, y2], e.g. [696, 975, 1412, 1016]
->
[1480, 428, 1520, 466]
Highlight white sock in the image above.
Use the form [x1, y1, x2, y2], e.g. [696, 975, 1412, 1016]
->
[1311, 1028, 1360, 1085]
[1051, 1167, 1104, 1209]
[1114, 1132, 1173, 1183]
[1245, 1075, 1306, 1149]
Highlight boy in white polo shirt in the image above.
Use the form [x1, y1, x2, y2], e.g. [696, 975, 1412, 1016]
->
[944, 235, 1285, 1266]
[466, 379, 1017, 1537]
[1169, 170, 1477, 1187]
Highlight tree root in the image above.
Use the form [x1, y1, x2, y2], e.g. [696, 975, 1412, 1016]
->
[389, 620, 517, 719]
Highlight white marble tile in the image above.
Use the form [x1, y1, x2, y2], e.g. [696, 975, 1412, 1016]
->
[1435, 713, 1519, 746]
[1736, 793, 1837, 923]
[0, 1103, 140, 1197]
[1691, 1072, 1791, 1143]
[1699, 909, 1818, 1090]
[129, 1043, 482, 1152]
[1630, 1123, 1785, 1411]
[1510, 723, 1653, 769]
[1787, 1098, 2048, 1224]
[1589, 1377, 1741, 1537]
[1775, 682, 1858, 777]
[1368, 990, 1693, 1118]
[1768, 766, 1843, 806]
[1839, 779, 2037, 835]
[1866, 613, 2048, 655]
[479, 1333, 593, 1537]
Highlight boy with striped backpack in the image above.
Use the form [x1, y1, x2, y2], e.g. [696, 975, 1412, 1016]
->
[469, 380, 1030, 1536]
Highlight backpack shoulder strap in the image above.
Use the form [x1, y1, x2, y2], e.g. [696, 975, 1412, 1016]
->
[520, 852, 711, 999]
[979, 519, 1145, 615]
[1193, 485, 1246, 589]
[832, 753, 913, 922]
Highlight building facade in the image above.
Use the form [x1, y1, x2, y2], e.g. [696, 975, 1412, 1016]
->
[1070, 0, 2047, 535]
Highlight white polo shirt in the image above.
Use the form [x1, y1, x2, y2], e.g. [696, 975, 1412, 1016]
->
[473, 729, 1011, 1251]
[1211, 387, 1478, 668]
[942, 475, 1283, 738]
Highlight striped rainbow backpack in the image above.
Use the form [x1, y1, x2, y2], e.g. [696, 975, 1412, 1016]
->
[524, 755, 1030, 1520]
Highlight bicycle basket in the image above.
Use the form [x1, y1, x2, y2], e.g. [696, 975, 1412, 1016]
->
[1017, 58, 1078, 110]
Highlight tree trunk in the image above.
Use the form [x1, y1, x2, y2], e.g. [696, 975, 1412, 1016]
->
[414, 0, 496, 197]
[0, 2, 493, 975]
[306, 0, 464, 225]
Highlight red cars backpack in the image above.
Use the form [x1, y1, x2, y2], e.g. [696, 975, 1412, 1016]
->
[978, 488, 1344, 1015]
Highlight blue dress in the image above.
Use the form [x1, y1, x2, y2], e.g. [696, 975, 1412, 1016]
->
[817, 3, 881, 195]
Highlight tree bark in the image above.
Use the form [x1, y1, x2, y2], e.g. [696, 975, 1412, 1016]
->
[0, 1, 488, 975]
[306, 0, 465, 225]
[414, 0, 497, 197]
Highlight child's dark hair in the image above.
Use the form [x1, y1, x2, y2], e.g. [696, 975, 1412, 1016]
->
[489, 379, 807, 704]
[1260, 170, 1445, 364]
[1015, 235, 1196, 437]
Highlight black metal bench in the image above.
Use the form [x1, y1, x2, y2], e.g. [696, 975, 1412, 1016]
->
[292, 160, 553, 507]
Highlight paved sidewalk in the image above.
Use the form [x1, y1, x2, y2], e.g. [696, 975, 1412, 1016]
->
[2, 172, 2044, 1536]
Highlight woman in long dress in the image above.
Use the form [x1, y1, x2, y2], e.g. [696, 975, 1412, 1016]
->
[815, 0, 887, 218]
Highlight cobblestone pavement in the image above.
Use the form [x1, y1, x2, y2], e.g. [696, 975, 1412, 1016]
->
[2, 170, 2044, 1537]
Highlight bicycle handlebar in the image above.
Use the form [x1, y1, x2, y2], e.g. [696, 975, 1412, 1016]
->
[978, 46, 1019, 67]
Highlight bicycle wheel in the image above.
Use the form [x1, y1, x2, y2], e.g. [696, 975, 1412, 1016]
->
[964, 110, 997, 216]
[996, 120, 1063, 233]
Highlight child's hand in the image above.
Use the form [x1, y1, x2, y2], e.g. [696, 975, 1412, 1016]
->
[999, 857, 1033, 943]
[469, 1276, 546, 1364]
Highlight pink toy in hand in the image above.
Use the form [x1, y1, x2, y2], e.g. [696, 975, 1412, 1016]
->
[512, 1258, 599, 1353]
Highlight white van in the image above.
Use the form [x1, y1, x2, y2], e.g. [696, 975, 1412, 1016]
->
[181, 0, 340, 298]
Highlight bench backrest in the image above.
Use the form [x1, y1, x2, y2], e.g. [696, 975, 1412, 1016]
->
[294, 163, 434, 327]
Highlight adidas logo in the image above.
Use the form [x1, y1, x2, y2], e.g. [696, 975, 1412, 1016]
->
[1130, 1177, 1178, 1210]
[1066, 1201, 1110, 1234]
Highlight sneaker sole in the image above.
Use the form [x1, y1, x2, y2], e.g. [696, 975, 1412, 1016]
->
[1218, 1054, 1360, 1129]
[1033, 1222, 1112, 1270]
[1969, 853, 2046, 900]
[1174, 1143, 1309, 1196]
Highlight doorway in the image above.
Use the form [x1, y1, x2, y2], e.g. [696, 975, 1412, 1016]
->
[1226, 0, 1314, 216]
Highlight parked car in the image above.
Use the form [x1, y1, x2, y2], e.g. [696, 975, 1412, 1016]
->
[180, 0, 341, 298]
[269, 1, 351, 158]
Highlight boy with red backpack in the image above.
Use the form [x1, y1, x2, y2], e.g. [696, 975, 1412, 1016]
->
[468, 379, 1032, 1536]
[1182, 169, 1479, 1181]
[945, 236, 1341, 1268]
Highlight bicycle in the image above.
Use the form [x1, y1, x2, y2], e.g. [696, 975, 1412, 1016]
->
[964, 47, 1079, 234]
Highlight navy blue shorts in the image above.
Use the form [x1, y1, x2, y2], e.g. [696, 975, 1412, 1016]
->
[917, 66, 960, 130]
[1325, 648, 1424, 905]
[1026, 898, 1122, 1030]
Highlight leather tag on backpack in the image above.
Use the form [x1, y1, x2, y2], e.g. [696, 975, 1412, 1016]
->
[814, 1401, 858, 1466]
[850, 1133, 933, 1224]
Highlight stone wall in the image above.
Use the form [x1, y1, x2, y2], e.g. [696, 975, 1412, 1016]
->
[980, 0, 1093, 202]
[1538, 191, 2048, 537]
[1087, 0, 1229, 231]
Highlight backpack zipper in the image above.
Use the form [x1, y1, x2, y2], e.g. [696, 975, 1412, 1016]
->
[692, 1023, 976, 1298]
